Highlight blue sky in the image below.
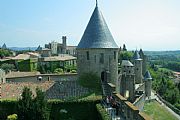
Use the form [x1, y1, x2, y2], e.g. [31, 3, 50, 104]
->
[0, 0, 180, 50]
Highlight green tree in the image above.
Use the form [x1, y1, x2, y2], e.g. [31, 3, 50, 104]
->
[0, 63, 15, 73]
[18, 87, 48, 120]
[17, 87, 33, 120]
[118, 51, 133, 63]
[33, 88, 48, 120]
[0, 48, 12, 57]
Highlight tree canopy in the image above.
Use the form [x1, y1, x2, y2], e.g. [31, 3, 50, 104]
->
[17, 87, 48, 120]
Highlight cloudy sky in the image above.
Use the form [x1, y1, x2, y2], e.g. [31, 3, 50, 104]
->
[0, 0, 180, 50]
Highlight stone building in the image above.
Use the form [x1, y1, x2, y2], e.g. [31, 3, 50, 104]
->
[120, 60, 135, 102]
[144, 70, 152, 97]
[45, 36, 67, 55]
[77, 3, 119, 86]
[133, 50, 143, 84]
[77, 2, 152, 112]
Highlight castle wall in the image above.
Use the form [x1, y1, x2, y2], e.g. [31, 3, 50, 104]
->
[120, 74, 135, 102]
[114, 93, 151, 120]
[133, 94, 145, 111]
[6, 74, 77, 82]
[77, 48, 118, 85]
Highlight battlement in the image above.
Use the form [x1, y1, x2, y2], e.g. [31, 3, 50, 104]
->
[114, 93, 151, 120]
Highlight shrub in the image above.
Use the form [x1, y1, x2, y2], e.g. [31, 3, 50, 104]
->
[70, 70, 77, 73]
[7, 114, 18, 120]
[96, 104, 111, 120]
[54, 68, 64, 74]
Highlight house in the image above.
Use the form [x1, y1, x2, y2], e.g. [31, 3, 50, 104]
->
[38, 54, 76, 73]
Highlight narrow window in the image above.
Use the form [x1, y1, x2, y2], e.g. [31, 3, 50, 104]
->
[86, 51, 89, 60]
[100, 53, 104, 64]
[114, 51, 116, 59]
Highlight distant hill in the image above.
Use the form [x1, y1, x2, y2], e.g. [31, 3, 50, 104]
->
[8, 47, 37, 51]
[144, 50, 180, 56]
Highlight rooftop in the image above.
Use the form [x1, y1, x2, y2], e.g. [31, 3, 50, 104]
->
[133, 50, 142, 60]
[43, 55, 76, 62]
[77, 5, 118, 49]
[6, 71, 40, 78]
[121, 60, 134, 67]
[144, 70, 152, 80]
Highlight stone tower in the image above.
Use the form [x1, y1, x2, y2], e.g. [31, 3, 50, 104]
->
[144, 70, 152, 98]
[77, 3, 119, 86]
[62, 36, 67, 54]
[133, 50, 143, 84]
[139, 49, 147, 76]
[120, 60, 135, 102]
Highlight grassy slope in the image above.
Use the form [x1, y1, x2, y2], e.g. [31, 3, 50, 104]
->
[144, 101, 178, 120]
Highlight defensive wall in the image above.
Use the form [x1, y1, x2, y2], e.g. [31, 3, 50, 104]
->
[114, 93, 151, 120]
[6, 73, 78, 82]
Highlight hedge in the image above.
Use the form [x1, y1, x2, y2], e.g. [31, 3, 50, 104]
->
[0, 98, 103, 120]
[96, 104, 111, 120]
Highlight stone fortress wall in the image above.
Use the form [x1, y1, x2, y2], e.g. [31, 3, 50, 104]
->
[2, 73, 89, 100]
[77, 48, 118, 85]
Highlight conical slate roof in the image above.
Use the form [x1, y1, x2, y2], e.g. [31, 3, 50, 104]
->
[2, 43, 7, 49]
[36, 45, 42, 51]
[139, 49, 144, 59]
[121, 60, 134, 67]
[133, 50, 142, 60]
[77, 6, 118, 49]
[144, 71, 152, 80]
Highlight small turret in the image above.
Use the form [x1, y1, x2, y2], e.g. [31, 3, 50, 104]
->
[139, 48, 147, 75]
[122, 44, 127, 51]
[144, 70, 152, 98]
[2, 43, 7, 49]
[36, 45, 42, 51]
[133, 50, 143, 84]
[139, 49, 144, 59]
[120, 60, 135, 102]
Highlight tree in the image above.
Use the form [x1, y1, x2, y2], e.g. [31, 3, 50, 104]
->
[0, 48, 12, 57]
[33, 88, 48, 120]
[118, 51, 133, 63]
[17, 87, 34, 120]
[18, 87, 48, 120]
[0, 63, 15, 73]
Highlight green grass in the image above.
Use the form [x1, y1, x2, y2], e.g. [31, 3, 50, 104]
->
[158, 67, 173, 72]
[144, 101, 178, 120]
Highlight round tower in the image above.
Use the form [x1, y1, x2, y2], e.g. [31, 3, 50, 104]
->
[144, 70, 152, 98]
[77, 3, 119, 86]
[139, 49, 147, 76]
[133, 50, 143, 84]
[120, 60, 135, 102]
